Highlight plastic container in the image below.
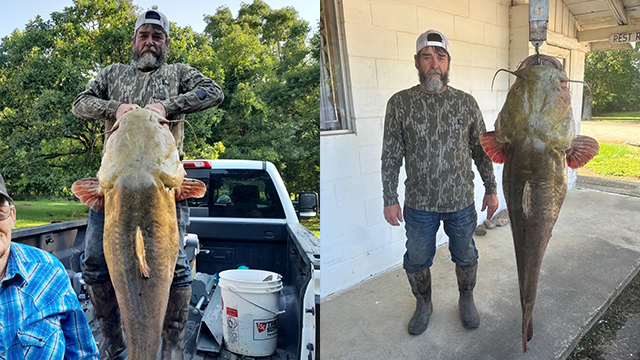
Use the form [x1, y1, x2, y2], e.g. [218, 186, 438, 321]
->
[218, 269, 284, 357]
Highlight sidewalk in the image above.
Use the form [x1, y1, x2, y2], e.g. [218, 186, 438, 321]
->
[320, 180, 640, 360]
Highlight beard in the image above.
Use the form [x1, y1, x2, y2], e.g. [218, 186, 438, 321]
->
[131, 43, 167, 71]
[419, 68, 449, 93]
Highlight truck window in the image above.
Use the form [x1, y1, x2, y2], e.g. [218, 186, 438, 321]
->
[187, 169, 286, 219]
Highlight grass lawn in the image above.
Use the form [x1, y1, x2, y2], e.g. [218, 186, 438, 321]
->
[583, 142, 640, 178]
[593, 111, 640, 122]
[301, 217, 320, 238]
[13, 199, 89, 229]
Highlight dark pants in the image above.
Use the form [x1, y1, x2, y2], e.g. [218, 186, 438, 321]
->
[403, 204, 479, 273]
[82, 199, 192, 287]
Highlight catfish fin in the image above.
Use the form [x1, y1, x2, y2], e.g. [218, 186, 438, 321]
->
[135, 226, 151, 278]
[480, 131, 506, 164]
[522, 181, 532, 219]
[71, 178, 104, 212]
[566, 135, 599, 169]
[522, 319, 533, 353]
[175, 178, 207, 201]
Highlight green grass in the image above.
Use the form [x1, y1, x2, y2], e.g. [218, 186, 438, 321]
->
[301, 217, 320, 238]
[13, 198, 321, 238]
[593, 111, 640, 121]
[584, 142, 640, 178]
[13, 199, 89, 229]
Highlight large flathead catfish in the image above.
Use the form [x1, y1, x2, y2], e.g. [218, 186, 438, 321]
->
[72, 109, 206, 359]
[481, 55, 599, 352]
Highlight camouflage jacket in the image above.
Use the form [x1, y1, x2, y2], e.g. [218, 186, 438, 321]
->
[381, 85, 497, 212]
[72, 63, 224, 158]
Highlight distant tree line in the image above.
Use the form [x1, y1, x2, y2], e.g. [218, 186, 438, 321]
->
[584, 44, 640, 114]
[0, 0, 319, 199]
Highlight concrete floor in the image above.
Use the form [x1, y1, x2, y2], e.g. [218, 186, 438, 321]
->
[320, 180, 640, 360]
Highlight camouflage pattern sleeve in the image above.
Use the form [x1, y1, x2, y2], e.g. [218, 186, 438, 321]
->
[381, 93, 405, 207]
[160, 64, 224, 118]
[469, 96, 498, 195]
[72, 66, 121, 121]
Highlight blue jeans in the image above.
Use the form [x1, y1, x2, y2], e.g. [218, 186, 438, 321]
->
[82, 199, 192, 287]
[403, 204, 479, 273]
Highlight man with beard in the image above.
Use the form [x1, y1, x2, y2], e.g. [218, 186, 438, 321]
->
[72, 9, 223, 360]
[381, 29, 498, 335]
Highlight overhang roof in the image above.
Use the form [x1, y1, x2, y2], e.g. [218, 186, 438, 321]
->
[567, 0, 640, 50]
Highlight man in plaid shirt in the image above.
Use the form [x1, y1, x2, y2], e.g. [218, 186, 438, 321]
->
[0, 173, 98, 359]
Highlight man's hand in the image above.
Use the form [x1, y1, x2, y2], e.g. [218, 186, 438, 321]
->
[482, 194, 499, 220]
[384, 204, 403, 226]
[115, 104, 140, 119]
[144, 103, 167, 118]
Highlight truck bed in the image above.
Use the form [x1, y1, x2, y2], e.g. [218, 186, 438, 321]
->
[11, 219, 318, 360]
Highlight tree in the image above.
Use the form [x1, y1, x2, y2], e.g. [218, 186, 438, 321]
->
[584, 45, 640, 113]
[0, 0, 318, 199]
[203, 1, 319, 195]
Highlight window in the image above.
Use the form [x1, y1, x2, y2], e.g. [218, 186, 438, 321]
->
[320, 0, 354, 133]
[186, 169, 286, 219]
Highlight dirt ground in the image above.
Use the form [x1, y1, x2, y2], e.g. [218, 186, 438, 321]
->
[569, 120, 640, 360]
[578, 121, 640, 183]
[580, 121, 640, 145]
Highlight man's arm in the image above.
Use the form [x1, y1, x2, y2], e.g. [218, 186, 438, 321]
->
[159, 64, 224, 119]
[60, 295, 100, 359]
[46, 258, 99, 359]
[72, 66, 122, 121]
[469, 97, 499, 218]
[381, 94, 405, 226]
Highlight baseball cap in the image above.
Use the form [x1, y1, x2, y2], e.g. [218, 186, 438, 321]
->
[416, 30, 450, 55]
[0, 173, 13, 204]
[135, 10, 170, 36]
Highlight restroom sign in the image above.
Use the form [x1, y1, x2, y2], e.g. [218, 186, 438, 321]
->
[609, 32, 640, 44]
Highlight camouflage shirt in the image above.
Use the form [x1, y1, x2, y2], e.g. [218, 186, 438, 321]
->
[72, 62, 224, 159]
[381, 85, 497, 212]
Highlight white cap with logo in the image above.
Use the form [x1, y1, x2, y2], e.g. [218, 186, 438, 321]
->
[135, 10, 170, 35]
[416, 30, 450, 55]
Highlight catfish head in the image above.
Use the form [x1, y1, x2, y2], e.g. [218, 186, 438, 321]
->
[496, 60, 573, 154]
[72, 109, 206, 211]
[483, 55, 599, 169]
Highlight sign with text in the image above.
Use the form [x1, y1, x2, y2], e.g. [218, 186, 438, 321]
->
[609, 32, 640, 44]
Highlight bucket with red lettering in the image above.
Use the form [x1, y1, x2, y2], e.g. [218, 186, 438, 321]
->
[218, 269, 284, 357]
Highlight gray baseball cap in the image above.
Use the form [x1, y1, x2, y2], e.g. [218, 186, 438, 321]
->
[416, 29, 450, 55]
[0, 173, 13, 204]
[135, 10, 170, 36]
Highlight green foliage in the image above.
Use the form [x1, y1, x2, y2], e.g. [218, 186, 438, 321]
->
[584, 142, 640, 178]
[584, 45, 640, 113]
[203, 0, 319, 195]
[0, 0, 318, 199]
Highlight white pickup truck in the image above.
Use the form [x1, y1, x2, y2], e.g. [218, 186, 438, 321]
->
[12, 159, 319, 360]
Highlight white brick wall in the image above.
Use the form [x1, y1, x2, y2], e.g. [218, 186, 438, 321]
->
[320, 0, 587, 298]
[371, 1, 418, 32]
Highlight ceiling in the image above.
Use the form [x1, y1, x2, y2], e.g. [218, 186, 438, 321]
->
[565, 0, 640, 50]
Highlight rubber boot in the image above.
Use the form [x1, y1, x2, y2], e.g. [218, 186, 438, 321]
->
[406, 267, 433, 335]
[86, 282, 127, 360]
[456, 262, 480, 329]
[161, 286, 192, 360]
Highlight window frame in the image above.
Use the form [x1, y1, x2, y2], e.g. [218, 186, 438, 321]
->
[320, 0, 356, 135]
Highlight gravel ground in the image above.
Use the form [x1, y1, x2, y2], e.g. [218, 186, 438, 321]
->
[569, 270, 640, 360]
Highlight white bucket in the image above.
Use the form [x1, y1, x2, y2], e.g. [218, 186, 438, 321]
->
[218, 269, 284, 357]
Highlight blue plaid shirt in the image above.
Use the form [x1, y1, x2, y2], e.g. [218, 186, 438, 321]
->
[0, 243, 99, 360]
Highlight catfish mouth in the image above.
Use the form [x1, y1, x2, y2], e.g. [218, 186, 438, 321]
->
[518, 54, 564, 72]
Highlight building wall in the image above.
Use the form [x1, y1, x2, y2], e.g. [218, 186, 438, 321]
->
[320, 0, 587, 298]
